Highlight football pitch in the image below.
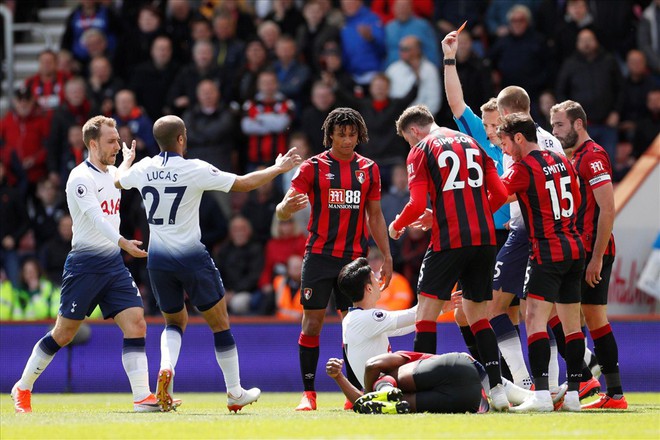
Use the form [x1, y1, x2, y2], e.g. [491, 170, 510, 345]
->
[2, 392, 659, 439]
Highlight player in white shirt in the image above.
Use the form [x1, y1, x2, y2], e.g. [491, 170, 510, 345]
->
[116, 115, 301, 412]
[495, 86, 600, 400]
[335, 257, 539, 412]
[11, 116, 159, 414]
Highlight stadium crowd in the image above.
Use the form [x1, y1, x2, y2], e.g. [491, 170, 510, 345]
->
[1, 0, 659, 320]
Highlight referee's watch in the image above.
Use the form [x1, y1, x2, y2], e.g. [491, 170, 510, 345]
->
[443, 58, 456, 66]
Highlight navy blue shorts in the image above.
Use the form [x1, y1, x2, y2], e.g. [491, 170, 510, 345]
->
[418, 246, 496, 303]
[149, 257, 225, 314]
[493, 228, 529, 298]
[60, 268, 143, 320]
[301, 253, 354, 311]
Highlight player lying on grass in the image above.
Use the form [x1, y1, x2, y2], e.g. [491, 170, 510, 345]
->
[335, 257, 562, 413]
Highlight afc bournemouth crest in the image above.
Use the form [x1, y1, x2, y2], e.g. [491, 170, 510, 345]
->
[303, 288, 313, 300]
[355, 170, 366, 184]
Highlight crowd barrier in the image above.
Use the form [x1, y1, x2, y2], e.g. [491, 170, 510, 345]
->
[1, 319, 658, 394]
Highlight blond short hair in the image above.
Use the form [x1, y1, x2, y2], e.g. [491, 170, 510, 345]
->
[82, 116, 116, 149]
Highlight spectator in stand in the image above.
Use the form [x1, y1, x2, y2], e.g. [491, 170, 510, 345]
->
[46, 77, 94, 186]
[488, 5, 549, 103]
[299, 82, 336, 155]
[231, 38, 271, 104]
[372, 0, 433, 24]
[335, 73, 417, 188]
[257, 20, 281, 62]
[384, 0, 439, 67]
[240, 70, 294, 170]
[24, 50, 71, 119]
[485, 0, 537, 39]
[183, 78, 237, 217]
[78, 28, 112, 77]
[367, 247, 414, 311]
[435, 2, 486, 41]
[2, 257, 62, 320]
[380, 163, 409, 266]
[0, 88, 50, 193]
[279, 135, 313, 233]
[633, 88, 660, 159]
[190, 16, 214, 43]
[638, 0, 660, 76]
[620, 50, 656, 142]
[553, 0, 597, 66]
[167, 40, 222, 115]
[258, 217, 306, 302]
[386, 35, 440, 115]
[536, 90, 557, 132]
[274, 255, 304, 320]
[56, 49, 79, 77]
[164, 0, 198, 64]
[60, 0, 121, 66]
[59, 125, 87, 184]
[589, 0, 637, 61]
[264, 0, 305, 37]
[212, 10, 246, 81]
[340, 0, 386, 88]
[129, 36, 179, 121]
[556, 28, 624, 160]
[200, 192, 229, 254]
[317, 44, 359, 98]
[240, 169, 283, 244]
[112, 90, 157, 160]
[454, 30, 494, 113]
[40, 214, 72, 285]
[612, 141, 636, 183]
[0, 161, 30, 286]
[27, 178, 67, 250]
[317, 0, 345, 28]
[295, 0, 340, 74]
[215, 216, 265, 315]
[273, 35, 311, 108]
[114, 5, 164, 82]
[86, 56, 123, 116]
[400, 225, 429, 292]
[213, 0, 257, 42]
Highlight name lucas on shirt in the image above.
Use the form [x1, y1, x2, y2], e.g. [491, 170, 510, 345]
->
[146, 171, 179, 182]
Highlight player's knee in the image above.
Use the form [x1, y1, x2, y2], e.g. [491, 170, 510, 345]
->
[51, 328, 76, 347]
[301, 316, 324, 335]
[583, 306, 608, 330]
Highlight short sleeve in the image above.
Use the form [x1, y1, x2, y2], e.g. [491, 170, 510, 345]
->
[367, 162, 381, 201]
[68, 173, 101, 214]
[290, 160, 314, 195]
[193, 160, 237, 193]
[353, 309, 399, 336]
[406, 147, 429, 189]
[580, 150, 612, 190]
[118, 158, 147, 190]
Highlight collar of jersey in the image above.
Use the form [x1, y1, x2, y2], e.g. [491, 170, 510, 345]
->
[85, 160, 102, 173]
[348, 307, 362, 312]
[158, 151, 181, 158]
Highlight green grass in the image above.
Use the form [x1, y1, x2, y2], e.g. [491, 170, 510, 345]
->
[2, 392, 659, 439]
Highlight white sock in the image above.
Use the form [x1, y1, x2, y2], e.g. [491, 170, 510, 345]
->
[215, 346, 242, 397]
[499, 335, 532, 387]
[584, 346, 595, 366]
[17, 337, 59, 391]
[548, 340, 560, 389]
[122, 345, 150, 402]
[160, 327, 182, 394]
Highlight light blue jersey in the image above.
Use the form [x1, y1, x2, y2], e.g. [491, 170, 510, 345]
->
[454, 106, 510, 230]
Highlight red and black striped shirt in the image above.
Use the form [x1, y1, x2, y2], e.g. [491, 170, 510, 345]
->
[502, 150, 585, 264]
[291, 151, 381, 259]
[571, 140, 616, 256]
[24, 72, 71, 115]
[406, 128, 499, 252]
[242, 97, 294, 166]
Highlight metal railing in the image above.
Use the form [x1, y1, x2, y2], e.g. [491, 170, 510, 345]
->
[0, 4, 14, 100]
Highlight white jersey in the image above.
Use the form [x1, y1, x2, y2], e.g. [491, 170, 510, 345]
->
[119, 152, 237, 271]
[65, 161, 124, 273]
[342, 307, 416, 389]
[505, 126, 564, 231]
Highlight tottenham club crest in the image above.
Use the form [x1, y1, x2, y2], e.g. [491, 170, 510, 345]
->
[355, 170, 366, 184]
[303, 288, 313, 300]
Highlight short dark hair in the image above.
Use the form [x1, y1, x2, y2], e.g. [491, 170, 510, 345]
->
[550, 100, 587, 126]
[322, 107, 369, 148]
[497, 113, 538, 143]
[395, 105, 434, 137]
[337, 257, 372, 303]
[153, 115, 185, 151]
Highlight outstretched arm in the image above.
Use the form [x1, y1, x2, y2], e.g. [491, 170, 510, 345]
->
[366, 199, 393, 290]
[442, 31, 467, 119]
[231, 148, 301, 192]
[326, 358, 363, 404]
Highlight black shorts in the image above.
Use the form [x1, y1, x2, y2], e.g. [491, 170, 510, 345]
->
[581, 253, 615, 305]
[300, 253, 354, 311]
[495, 229, 509, 252]
[149, 255, 225, 314]
[524, 258, 585, 304]
[418, 246, 496, 303]
[413, 353, 483, 413]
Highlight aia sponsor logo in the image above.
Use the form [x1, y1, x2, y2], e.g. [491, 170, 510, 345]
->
[101, 198, 121, 215]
